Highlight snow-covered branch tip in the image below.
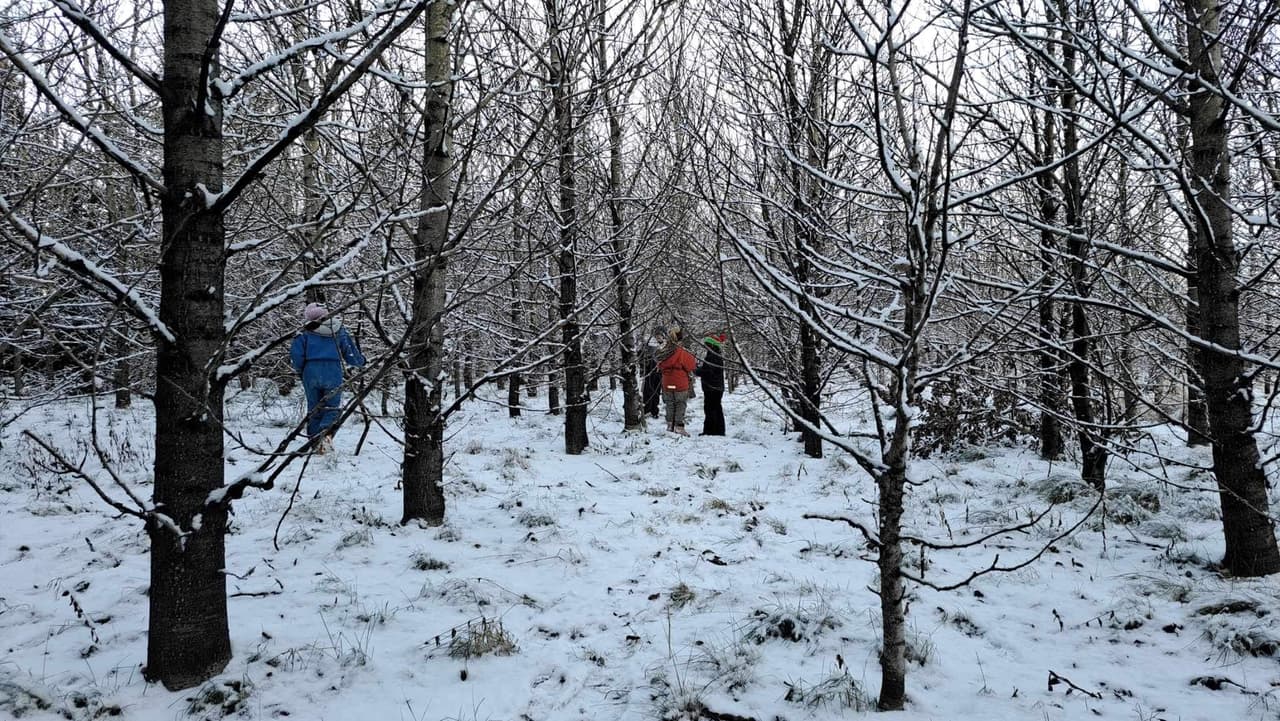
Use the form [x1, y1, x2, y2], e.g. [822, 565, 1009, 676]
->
[205, 471, 273, 511]
[0, 194, 176, 343]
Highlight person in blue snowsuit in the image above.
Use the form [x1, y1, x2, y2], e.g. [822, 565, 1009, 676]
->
[289, 303, 365, 449]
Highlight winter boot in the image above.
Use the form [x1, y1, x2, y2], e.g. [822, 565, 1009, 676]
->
[675, 426, 689, 437]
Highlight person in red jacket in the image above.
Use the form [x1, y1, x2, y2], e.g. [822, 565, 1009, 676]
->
[657, 326, 697, 435]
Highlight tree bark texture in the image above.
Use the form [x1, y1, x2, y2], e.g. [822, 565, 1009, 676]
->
[547, 0, 588, 453]
[1185, 267, 1210, 445]
[1183, 0, 1280, 576]
[1034, 77, 1063, 460]
[596, 15, 642, 432]
[148, 0, 230, 690]
[876, 364, 914, 711]
[401, 0, 454, 526]
[1058, 0, 1106, 489]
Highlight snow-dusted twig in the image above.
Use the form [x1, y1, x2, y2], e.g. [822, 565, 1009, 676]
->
[50, 0, 161, 93]
[0, 194, 175, 343]
[21, 431, 147, 522]
[0, 32, 163, 192]
[803, 513, 882, 549]
[1047, 669, 1103, 699]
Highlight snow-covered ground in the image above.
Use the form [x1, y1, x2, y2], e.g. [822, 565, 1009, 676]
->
[2, 384, 1279, 721]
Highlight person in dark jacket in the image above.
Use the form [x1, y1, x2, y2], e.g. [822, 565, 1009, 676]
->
[642, 334, 662, 419]
[289, 303, 366, 452]
[695, 334, 727, 436]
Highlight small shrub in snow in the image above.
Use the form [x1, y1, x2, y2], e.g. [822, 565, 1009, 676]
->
[938, 608, 983, 637]
[1034, 476, 1093, 505]
[784, 671, 874, 711]
[411, 551, 450, 571]
[693, 463, 721, 480]
[702, 497, 735, 515]
[350, 506, 390, 529]
[336, 528, 373, 549]
[1139, 519, 1188, 543]
[0, 678, 54, 717]
[1130, 574, 1192, 603]
[499, 447, 531, 469]
[184, 678, 252, 718]
[743, 601, 840, 645]
[1203, 620, 1280, 659]
[914, 378, 1031, 457]
[905, 626, 935, 666]
[517, 511, 555, 528]
[448, 618, 517, 659]
[1197, 599, 1265, 616]
[668, 583, 696, 609]
[1102, 486, 1161, 525]
[691, 639, 760, 695]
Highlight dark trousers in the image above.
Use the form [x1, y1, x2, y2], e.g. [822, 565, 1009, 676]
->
[702, 389, 725, 436]
[643, 376, 661, 417]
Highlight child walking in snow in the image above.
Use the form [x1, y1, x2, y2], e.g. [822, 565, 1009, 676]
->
[657, 326, 697, 436]
[289, 302, 366, 453]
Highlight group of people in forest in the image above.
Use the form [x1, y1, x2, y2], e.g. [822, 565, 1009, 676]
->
[641, 325, 727, 437]
[289, 303, 726, 451]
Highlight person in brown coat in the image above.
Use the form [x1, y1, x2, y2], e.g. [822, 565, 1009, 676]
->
[657, 327, 697, 435]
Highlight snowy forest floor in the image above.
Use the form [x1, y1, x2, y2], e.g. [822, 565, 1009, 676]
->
[3, 384, 1280, 721]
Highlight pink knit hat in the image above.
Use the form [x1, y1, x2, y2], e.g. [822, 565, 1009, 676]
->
[303, 302, 328, 322]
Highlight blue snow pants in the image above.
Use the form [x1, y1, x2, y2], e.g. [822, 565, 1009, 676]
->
[302, 360, 344, 438]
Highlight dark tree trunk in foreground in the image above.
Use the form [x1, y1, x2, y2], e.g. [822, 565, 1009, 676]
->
[1033, 73, 1063, 460]
[402, 0, 455, 525]
[147, 0, 230, 690]
[1058, 1, 1105, 489]
[1183, 0, 1279, 576]
[546, 0, 588, 453]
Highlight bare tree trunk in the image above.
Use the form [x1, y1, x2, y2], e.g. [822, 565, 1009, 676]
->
[401, 0, 455, 526]
[1183, 0, 1280, 576]
[595, 8, 642, 432]
[798, 323, 823, 458]
[547, 0, 588, 453]
[291, 17, 325, 305]
[147, 0, 230, 689]
[1185, 268, 1210, 445]
[1058, 2, 1105, 489]
[548, 369, 560, 415]
[508, 290, 523, 418]
[112, 282, 132, 409]
[876, 460, 907, 711]
[463, 346, 475, 392]
[1033, 64, 1063, 459]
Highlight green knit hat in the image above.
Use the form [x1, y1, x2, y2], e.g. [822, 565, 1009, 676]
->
[702, 334, 726, 348]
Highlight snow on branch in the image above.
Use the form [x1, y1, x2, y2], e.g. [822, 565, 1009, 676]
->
[21, 430, 198, 551]
[209, 1, 427, 214]
[0, 32, 164, 193]
[0, 194, 175, 343]
[216, 0, 396, 100]
[50, 0, 161, 94]
[223, 209, 392, 336]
